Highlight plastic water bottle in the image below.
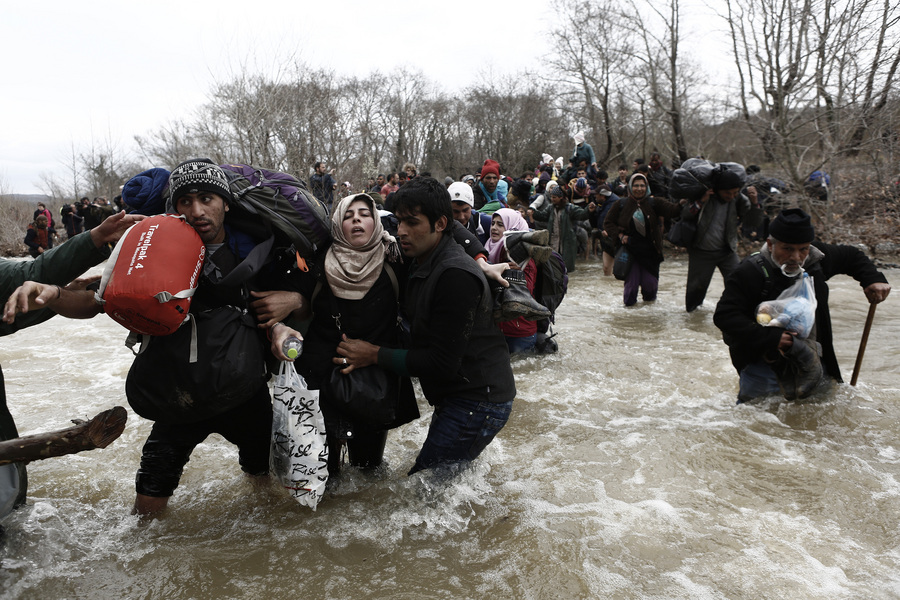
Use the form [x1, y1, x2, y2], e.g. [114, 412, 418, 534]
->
[282, 336, 303, 360]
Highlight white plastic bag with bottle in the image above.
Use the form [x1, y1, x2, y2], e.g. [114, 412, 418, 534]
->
[270, 361, 328, 509]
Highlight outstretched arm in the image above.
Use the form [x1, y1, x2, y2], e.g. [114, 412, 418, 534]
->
[89, 211, 146, 247]
[476, 257, 509, 288]
[3, 280, 101, 323]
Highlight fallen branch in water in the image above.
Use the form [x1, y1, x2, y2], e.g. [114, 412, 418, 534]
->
[0, 406, 127, 465]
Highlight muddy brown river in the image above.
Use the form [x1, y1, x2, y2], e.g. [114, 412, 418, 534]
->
[0, 256, 897, 599]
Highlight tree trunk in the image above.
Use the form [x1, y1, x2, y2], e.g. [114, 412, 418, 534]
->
[0, 406, 127, 465]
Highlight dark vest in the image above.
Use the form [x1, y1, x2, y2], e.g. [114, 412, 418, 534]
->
[407, 236, 516, 405]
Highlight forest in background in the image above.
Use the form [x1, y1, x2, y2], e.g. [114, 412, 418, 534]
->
[4, 0, 899, 257]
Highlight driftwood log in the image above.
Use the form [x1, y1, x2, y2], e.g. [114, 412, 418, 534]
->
[0, 406, 127, 465]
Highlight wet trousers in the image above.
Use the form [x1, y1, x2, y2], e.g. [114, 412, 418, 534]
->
[623, 262, 659, 306]
[135, 386, 272, 497]
[409, 396, 513, 475]
[686, 248, 740, 312]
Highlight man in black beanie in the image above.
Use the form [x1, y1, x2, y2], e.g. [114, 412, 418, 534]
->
[128, 158, 304, 516]
[714, 208, 891, 403]
[680, 163, 764, 312]
[166, 158, 234, 243]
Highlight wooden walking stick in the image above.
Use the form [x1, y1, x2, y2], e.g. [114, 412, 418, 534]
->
[850, 303, 877, 386]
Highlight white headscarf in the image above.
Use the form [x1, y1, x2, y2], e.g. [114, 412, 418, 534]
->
[324, 193, 398, 300]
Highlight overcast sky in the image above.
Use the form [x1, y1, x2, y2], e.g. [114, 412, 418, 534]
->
[0, 0, 555, 195]
[2, 1, 732, 196]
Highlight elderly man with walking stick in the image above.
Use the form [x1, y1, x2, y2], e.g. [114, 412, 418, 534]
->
[713, 208, 891, 403]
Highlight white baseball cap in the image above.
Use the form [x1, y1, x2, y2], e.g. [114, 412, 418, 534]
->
[447, 181, 475, 207]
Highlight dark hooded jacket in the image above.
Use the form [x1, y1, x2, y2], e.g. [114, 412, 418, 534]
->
[714, 241, 888, 382]
[603, 174, 682, 275]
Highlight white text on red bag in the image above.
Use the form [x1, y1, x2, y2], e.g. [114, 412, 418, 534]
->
[96, 214, 206, 336]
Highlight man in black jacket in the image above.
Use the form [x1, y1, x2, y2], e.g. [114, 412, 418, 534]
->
[129, 159, 302, 515]
[310, 161, 338, 210]
[682, 165, 763, 312]
[646, 152, 673, 199]
[714, 208, 890, 402]
[336, 177, 516, 474]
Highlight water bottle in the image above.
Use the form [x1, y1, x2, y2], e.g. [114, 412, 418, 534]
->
[282, 336, 303, 360]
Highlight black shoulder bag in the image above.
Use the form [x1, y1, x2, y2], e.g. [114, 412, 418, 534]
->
[325, 265, 403, 427]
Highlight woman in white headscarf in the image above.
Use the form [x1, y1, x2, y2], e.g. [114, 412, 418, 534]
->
[291, 193, 417, 474]
[603, 173, 683, 306]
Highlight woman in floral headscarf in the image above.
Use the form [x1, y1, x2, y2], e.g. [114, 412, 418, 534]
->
[486, 208, 541, 353]
[603, 173, 684, 306]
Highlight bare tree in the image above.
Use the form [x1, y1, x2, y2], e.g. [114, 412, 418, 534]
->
[135, 118, 206, 168]
[724, 0, 900, 224]
[725, 0, 819, 175]
[724, 0, 899, 165]
[382, 68, 434, 171]
[834, 0, 900, 154]
[549, 0, 631, 167]
[458, 76, 567, 177]
[627, 0, 695, 163]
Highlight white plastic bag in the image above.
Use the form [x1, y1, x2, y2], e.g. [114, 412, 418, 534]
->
[270, 361, 328, 509]
[756, 272, 817, 339]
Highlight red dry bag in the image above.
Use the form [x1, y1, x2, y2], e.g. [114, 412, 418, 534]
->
[97, 214, 205, 336]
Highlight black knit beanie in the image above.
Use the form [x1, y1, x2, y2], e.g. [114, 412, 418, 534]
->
[769, 208, 815, 243]
[168, 158, 233, 204]
[711, 165, 744, 190]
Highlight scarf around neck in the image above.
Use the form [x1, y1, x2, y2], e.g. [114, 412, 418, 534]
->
[324, 194, 399, 300]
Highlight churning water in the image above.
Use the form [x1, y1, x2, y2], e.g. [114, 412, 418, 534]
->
[0, 256, 898, 599]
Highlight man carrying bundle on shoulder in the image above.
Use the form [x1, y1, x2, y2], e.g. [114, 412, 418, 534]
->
[124, 159, 305, 516]
[8, 160, 305, 516]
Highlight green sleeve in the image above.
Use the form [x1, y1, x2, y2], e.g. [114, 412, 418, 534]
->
[377, 347, 410, 377]
[0, 232, 110, 336]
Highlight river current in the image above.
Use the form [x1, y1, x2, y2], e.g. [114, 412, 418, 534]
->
[0, 256, 898, 599]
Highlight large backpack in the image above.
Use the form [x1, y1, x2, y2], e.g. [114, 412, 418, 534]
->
[534, 250, 568, 321]
[670, 160, 747, 202]
[219, 164, 331, 261]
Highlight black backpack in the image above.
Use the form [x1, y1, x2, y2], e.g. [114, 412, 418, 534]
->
[534, 250, 568, 321]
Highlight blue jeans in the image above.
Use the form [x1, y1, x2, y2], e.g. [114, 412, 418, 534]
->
[506, 333, 537, 354]
[738, 361, 782, 403]
[409, 396, 514, 475]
